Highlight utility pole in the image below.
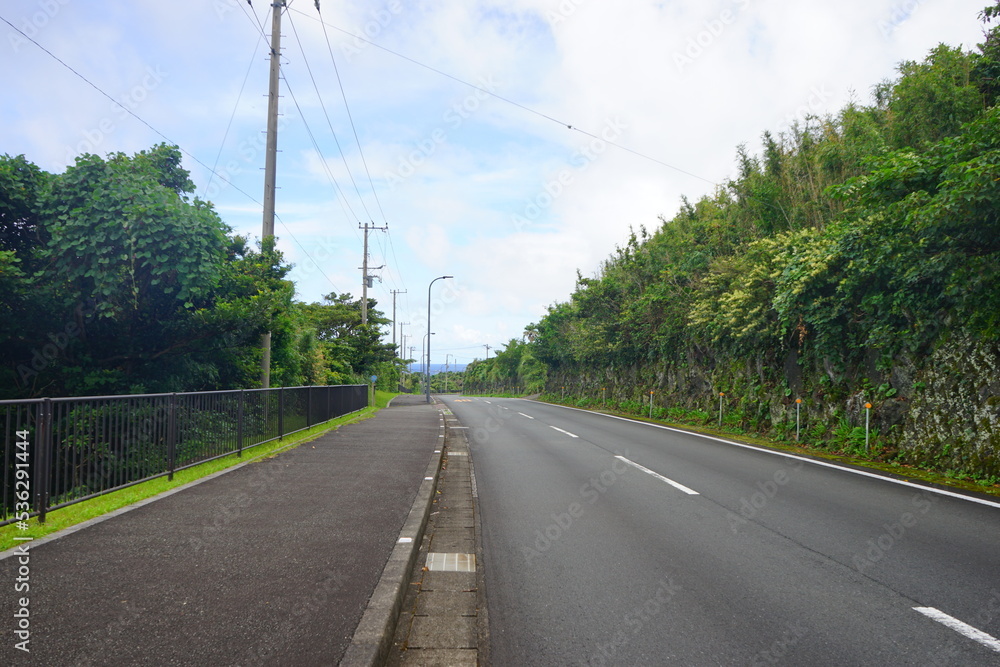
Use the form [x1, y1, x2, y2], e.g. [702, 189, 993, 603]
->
[484, 344, 492, 359]
[391, 290, 407, 353]
[260, 0, 285, 389]
[445, 353, 452, 393]
[398, 322, 410, 360]
[359, 222, 387, 325]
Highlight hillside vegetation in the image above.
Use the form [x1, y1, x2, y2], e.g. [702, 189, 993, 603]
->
[465, 4, 1000, 481]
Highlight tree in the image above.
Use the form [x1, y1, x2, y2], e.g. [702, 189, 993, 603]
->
[0, 146, 301, 397]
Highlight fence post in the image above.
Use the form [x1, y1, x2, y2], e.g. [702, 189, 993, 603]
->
[307, 387, 313, 428]
[167, 393, 177, 481]
[865, 402, 872, 451]
[278, 386, 285, 440]
[36, 398, 52, 524]
[237, 389, 245, 458]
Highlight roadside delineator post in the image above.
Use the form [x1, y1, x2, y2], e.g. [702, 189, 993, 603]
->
[649, 390, 654, 419]
[719, 392, 725, 427]
[602, 387, 606, 408]
[865, 402, 872, 451]
[795, 398, 802, 442]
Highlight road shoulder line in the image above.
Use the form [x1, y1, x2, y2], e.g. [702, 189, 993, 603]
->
[526, 399, 1000, 510]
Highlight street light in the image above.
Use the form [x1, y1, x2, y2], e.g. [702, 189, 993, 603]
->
[426, 275, 453, 403]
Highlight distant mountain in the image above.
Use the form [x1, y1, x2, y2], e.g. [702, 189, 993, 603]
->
[426, 364, 468, 375]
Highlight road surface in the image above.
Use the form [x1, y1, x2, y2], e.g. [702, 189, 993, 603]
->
[442, 396, 1000, 666]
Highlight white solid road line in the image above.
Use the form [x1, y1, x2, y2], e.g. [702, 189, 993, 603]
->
[518, 412, 535, 419]
[616, 455, 699, 495]
[914, 607, 1000, 653]
[549, 426, 579, 438]
[531, 400, 1000, 511]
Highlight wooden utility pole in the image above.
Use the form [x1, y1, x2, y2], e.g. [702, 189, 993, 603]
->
[398, 321, 410, 360]
[260, 0, 285, 388]
[391, 289, 407, 354]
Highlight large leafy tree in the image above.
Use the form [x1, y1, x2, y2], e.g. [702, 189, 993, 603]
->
[0, 146, 300, 397]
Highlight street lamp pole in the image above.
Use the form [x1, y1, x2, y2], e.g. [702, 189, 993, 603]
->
[426, 275, 453, 403]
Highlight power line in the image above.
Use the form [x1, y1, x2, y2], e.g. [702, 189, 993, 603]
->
[286, 9, 374, 223]
[287, 6, 717, 186]
[1, 12, 342, 295]
[205, 31, 265, 194]
[314, 2, 390, 225]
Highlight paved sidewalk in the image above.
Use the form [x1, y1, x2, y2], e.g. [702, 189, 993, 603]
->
[0, 395, 441, 666]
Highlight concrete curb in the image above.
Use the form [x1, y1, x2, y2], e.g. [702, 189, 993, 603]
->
[339, 404, 446, 666]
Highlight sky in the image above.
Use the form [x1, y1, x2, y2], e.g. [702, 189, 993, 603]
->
[1, 0, 992, 369]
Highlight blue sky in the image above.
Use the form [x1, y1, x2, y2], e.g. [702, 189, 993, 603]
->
[1, 0, 991, 367]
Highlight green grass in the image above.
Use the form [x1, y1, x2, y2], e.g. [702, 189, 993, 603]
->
[0, 392, 400, 553]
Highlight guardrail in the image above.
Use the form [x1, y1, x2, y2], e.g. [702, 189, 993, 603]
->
[1, 385, 368, 526]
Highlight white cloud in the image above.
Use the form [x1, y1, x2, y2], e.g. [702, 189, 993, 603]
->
[1, 0, 991, 364]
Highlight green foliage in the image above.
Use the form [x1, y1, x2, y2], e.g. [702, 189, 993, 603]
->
[877, 44, 984, 150]
[463, 338, 546, 395]
[0, 146, 399, 398]
[512, 13, 1000, 479]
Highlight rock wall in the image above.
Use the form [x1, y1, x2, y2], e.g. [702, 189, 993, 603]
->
[546, 333, 1000, 479]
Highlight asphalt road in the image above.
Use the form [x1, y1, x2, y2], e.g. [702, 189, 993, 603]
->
[442, 396, 1000, 666]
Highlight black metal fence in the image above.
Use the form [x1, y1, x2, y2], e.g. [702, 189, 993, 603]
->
[0, 385, 368, 526]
